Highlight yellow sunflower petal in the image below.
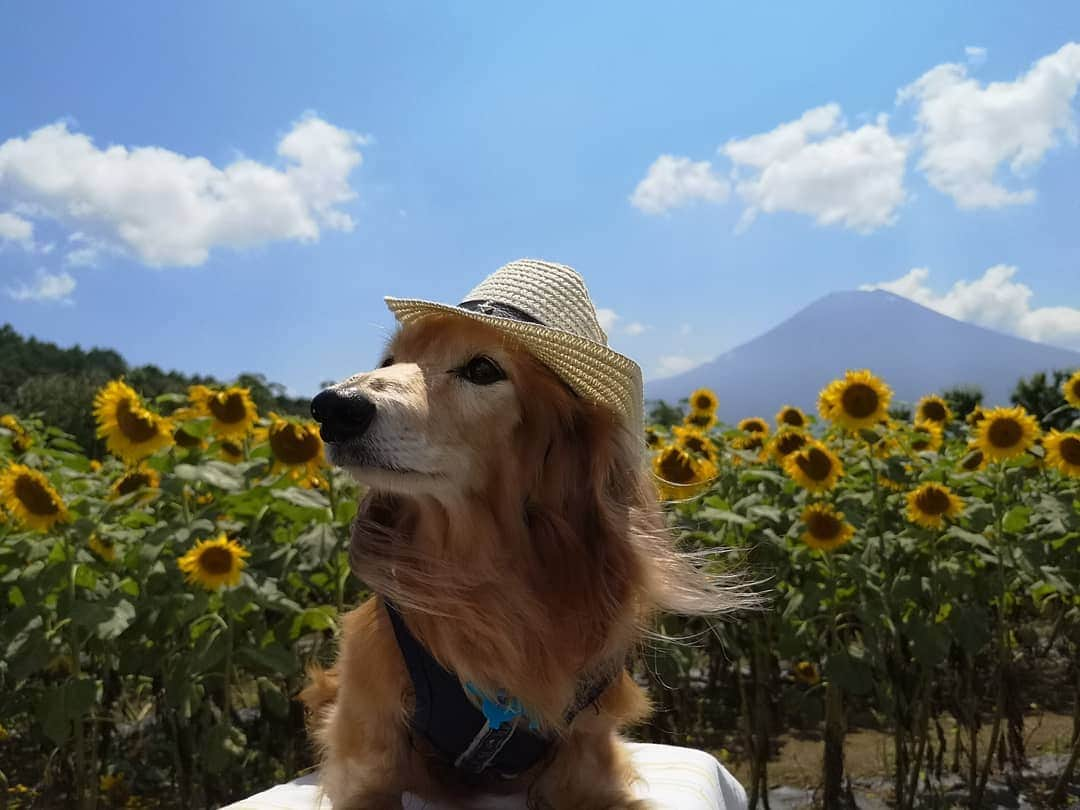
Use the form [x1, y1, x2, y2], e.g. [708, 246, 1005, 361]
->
[784, 440, 844, 492]
[973, 407, 1041, 461]
[0, 463, 69, 532]
[799, 502, 855, 551]
[905, 483, 964, 529]
[1044, 430, 1080, 478]
[177, 534, 250, 591]
[818, 370, 892, 431]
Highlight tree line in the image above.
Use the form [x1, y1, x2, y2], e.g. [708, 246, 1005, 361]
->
[0, 323, 310, 456]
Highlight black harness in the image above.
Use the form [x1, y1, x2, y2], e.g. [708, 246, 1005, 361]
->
[383, 600, 616, 779]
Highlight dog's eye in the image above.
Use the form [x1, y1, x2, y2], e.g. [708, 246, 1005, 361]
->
[380, 356, 394, 368]
[461, 356, 505, 385]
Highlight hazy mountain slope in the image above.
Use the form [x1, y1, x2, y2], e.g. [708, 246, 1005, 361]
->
[645, 290, 1080, 421]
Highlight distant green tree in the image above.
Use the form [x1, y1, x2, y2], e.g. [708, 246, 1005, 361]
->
[0, 323, 312, 453]
[888, 403, 912, 422]
[1010, 369, 1076, 431]
[941, 385, 984, 421]
[647, 400, 685, 427]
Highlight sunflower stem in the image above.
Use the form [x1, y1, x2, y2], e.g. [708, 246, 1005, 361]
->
[65, 532, 90, 810]
[974, 467, 1009, 808]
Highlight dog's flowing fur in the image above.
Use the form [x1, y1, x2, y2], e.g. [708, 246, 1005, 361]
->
[302, 316, 748, 809]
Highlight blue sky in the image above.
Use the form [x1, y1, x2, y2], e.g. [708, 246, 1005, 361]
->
[1, 2, 1079, 396]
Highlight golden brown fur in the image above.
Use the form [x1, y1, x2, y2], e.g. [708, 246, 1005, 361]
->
[302, 316, 748, 809]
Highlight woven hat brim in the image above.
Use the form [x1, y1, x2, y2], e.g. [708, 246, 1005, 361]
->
[384, 297, 644, 431]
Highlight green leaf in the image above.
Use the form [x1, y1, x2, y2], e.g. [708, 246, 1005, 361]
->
[173, 461, 244, 491]
[236, 643, 299, 676]
[40, 677, 97, 745]
[97, 599, 136, 640]
[272, 487, 330, 510]
[1002, 506, 1031, 534]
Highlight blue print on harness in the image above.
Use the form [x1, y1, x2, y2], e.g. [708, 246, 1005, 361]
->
[465, 682, 540, 731]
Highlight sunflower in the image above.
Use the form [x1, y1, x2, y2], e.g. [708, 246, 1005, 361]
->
[1062, 370, 1080, 408]
[799, 503, 855, 551]
[776, 405, 807, 429]
[738, 417, 770, 437]
[769, 428, 808, 463]
[218, 440, 245, 464]
[958, 446, 987, 473]
[188, 385, 259, 439]
[684, 409, 717, 430]
[257, 414, 325, 481]
[645, 427, 663, 448]
[671, 425, 718, 461]
[652, 445, 717, 500]
[1044, 431, 1080, 478]
[967, 407, 986, 427]
[916, 395, 952, 425]
[88, 534, 117, 562]
[94, 380, 174, 463]
[793, 661, 821, 686]
[177, 534, 250, 591]
[784, 440, 843, 492]
[109, 466, 161, 500]
[89, 459, 102, 472]
[1, 414, 32, 454]
[909, 421, 943, 454]
[973, 407, 1041, 461]
[818, 370, 892, 431]
[0, 463, 69, 531]
[906, 483, 964, 530]
[689, 388, 719, 414]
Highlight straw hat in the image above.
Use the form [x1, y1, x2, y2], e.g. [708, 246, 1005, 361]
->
[385, 259, 644, 431]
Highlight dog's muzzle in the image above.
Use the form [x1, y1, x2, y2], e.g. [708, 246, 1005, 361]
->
[311, 388, 376, 444]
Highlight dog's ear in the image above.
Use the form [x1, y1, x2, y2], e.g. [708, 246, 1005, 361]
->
[521, 394, 648, 647]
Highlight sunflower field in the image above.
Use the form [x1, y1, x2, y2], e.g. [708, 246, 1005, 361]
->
[1, 371, 1079, 808]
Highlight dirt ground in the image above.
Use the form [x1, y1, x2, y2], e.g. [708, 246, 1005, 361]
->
[724, 712, 1075, 791]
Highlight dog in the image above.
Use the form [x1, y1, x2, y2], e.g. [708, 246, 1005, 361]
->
[302, 261, 748, 809]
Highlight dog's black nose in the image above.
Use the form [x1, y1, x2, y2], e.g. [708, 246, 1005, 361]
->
[310, 388, 376, 443]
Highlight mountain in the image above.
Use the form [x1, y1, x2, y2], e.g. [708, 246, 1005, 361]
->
[645, 290, 1080, 421]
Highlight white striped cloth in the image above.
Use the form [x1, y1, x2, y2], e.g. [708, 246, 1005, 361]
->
[221, 743, 747, 810]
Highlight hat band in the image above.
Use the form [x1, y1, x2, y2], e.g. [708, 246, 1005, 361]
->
[459, 299, 543, 325]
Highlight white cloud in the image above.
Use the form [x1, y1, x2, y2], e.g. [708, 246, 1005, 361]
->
[624, 321, 647, 336]
[630, 154, 729, 215]
[6, 269, 76, 303]
[723, 104, 909, 232]
[899, 42, 1080, 208]
[965, 46, 988, 66]
[655, 355, 700, 377]
[861, 265, 1080, 349]
[596, 307, 619, 334]
[0, 210, 34, 248]
[0, 114, 366, 267]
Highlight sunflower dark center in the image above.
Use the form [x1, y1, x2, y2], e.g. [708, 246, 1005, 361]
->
[687, 412, 711, 428]
[781, 409, 805, 427]
[796, 448, 833, 481]
[174, 427, 201, 448]
[693, 394, 714, 410]
[116, 472, 151, 496]
[198, 546, 235, 576]
[209, 392, 247, 424]
[116, 398, 159, 442]
[742, 420, 767, 434]
[270, 423, 321, 464]
[14, 474, 59, 516]
[912, 428, 933, 450]
[915, 487, 951, 516]
[645, 430, 660, 447]
[682, 435, 708, 454]
[841, 384, 879, 419]
[921, 401, 948, 422]
[962, 450, 984, 471]
[806, 511, 842, 539]
[1060, 436, 1080, 465]
[776, 432, 807, 456]
[988, 418, 1023, 448]
[658, 449, 696, 484]
[1070, 380, 1080, 401]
